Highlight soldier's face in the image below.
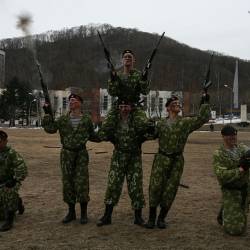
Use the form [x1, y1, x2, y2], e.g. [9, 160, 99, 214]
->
[223, 134, 237, 148]
[119, 104, 132, 116]
[0, 139, 7, 151]
[167, 100, 181, 114]
[122, 53, 135, 67]
[69, 97, 82, 110]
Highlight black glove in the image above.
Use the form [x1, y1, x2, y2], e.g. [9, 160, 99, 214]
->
[110, 71, 118, 82]
[239, 150, 250, 171]
[5, 178, 17, 188]
[147, 121, 155, 134]
[200, 93, 210, 105]
[43, 104, 51, 114]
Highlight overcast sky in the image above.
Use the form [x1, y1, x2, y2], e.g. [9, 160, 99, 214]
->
[0, 0, 249, 60]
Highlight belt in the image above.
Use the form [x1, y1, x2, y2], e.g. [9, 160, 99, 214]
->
[158, 149, 182, 158]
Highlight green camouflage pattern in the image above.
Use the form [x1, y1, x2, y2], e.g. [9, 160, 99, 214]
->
[149, 104, 210, 209]
[108, 69, 149, 104]
[213, 144, 249, 235]
[0, 146, 27, 212]
[42, 113, 97, 204]
[98, 112, 147, 209]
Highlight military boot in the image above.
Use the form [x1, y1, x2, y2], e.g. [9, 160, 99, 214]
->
[0, 211, 15, 231]
[145, 207, 157, 229]
[62, 203, 76, 224]
[80, 202, 88, 224]
[157, 207, 168, 229]
[134, 208, 145, 226]
[97, 204, 113, 226]
[18, 197, 25, 215]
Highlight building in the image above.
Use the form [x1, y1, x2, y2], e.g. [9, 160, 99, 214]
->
[99, 88, 183, 119]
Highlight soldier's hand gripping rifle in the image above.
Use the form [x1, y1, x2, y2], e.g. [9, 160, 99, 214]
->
[35, 60, 54, 120]
[142, 32, 165, 80]
[97, 31, 115, 73]
[200, 53, 214, 105]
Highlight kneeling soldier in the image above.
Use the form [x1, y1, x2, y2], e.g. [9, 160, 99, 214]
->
[0, 130, 27, 231]
[213, 125, 249, 236]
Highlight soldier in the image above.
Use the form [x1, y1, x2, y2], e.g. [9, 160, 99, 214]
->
[146, 94, 210, 229]
[105, 49, 149, 130]
[42, 88, 98, 224]
[213, 125, 249, 236]
[96, 102, 149, 227]
[0, 130, 27, 231]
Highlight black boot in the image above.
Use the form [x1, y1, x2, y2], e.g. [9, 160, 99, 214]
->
[134, 208, 145, 226]
[62, 203, 76, 224]
[0, 211, 15, 231]
[97, 204, 113, 227]
[157, 207, 168, 229]
[80, 202, 88, 224]
[145, 207, 157, 229]
[18, 197, 25, 215]
[217, 206, 223, 226]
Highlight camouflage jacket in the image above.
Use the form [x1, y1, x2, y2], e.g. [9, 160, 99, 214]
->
[0, 146, 27, 183]
[42, 113, 98, 150]
[213, 144, 249, 189]
[98, 113, 148, 153]
[154, 104, 210, 154]
[108, 69, 149, 104]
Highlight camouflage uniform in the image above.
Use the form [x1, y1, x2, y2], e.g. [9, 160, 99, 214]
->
[105, 69, 149, 128]
[213, 144, 249, 235]
[0, 146, 27, 213]
[42, 113, 96, 204]
[149, 104, 210, 210]
[99, 111, 147, 209]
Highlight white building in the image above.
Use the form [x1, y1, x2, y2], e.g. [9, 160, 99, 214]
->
[99, 88, 183, 118]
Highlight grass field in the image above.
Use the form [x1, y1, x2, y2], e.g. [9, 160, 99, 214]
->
[0, 128, 250, 249]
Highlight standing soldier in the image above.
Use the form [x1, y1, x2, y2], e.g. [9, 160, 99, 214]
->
[146, 94, 210, 229]
[42, 88, 98, 224]
[213, 125, 249, 236]
[0, 130, 27, 231]
[97, 102, 149, 227]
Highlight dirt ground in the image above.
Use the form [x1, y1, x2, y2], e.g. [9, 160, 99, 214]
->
[1, 128, 250, 250]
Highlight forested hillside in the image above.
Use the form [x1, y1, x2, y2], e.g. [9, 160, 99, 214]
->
[1, 24, 250, 107]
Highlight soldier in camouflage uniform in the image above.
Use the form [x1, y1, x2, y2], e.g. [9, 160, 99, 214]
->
[0, 130, 27, 231]
[42, 88, 98, 224]
[105, 49, 149, 130]
[97, 102, 149, 227]
[213, 125, 249, 236]
[146, 94, 210, 229]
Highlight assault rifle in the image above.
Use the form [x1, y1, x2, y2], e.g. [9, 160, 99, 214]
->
[142, 32, 165, 79]
[202, 53, 214, 94]
[35, 60, 54, 120]
[97, 31, 115, 72]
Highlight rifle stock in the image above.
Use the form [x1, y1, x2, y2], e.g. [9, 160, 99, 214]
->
[35, 60, 54, 120]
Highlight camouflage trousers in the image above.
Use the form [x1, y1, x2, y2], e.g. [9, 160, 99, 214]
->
[149, 153, 184, 209]
[0, 184, 20, 214]
[60, 148, 90, 204]
[104, 150, 145, 209]
[221, 188, 248, 235]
